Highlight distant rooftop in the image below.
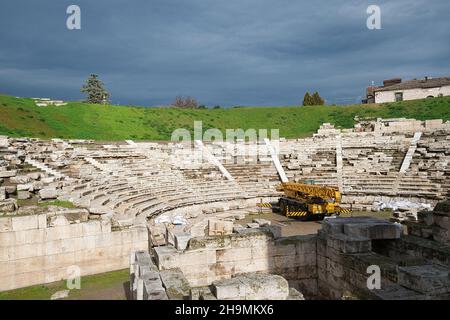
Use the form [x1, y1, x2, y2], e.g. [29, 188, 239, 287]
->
[375, 77, 450, 92]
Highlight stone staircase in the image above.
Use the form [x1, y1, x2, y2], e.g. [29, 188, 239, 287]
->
[24, 157, 66, 179]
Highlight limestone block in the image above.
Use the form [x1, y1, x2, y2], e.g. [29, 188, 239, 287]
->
[132, 225, 148, 243]
[432, 226, 449, 244]
[0, 170, 16, 178]
[326, 233, 372, 254]
[154, 246, 180, 270]
[398, 264, 450, 294]
[100, 218, 112, 233]
[297, 265, 318, 279]
[234, 213, 246, 220]
[231, 231, 272, 249]
[0, 271, 46, 292]
[250, 245, 270, 260]
[10, 175, 31, 184]
[159, 268, 191, 300]
[10, 229, 45, 246]
[294, 253, 317, 267]
[183, 266, 215, 286]
[189, 286, 215, 300]
[178, 250, 215, 267]
[253, 218, 271, 227]
[208, 219, 233, 236]
[14, 242, 45, 260]
[188, 235, 232, 250]
[212, 277, 246, 299]
[17, 190, 31, 200]
[0, 187, 5, 201]
[0, 199, 17, 214]
[165, 225, 181, 246]
[45, 223, 83, 241]
[11, 214, 38, 231]
[296, 278, 318, 297]
[17, 183, 33, 191]
[270, 242, 296, 257]
[135, 250, 152, 267]
[50, 290, 70, 300]
[417, 211, 434, 226]
[0, 256, 45, 278]
[247, 223, 259, 228]
[287, 287, 305, 300]
[0, 216, 12, 232]
[45, 251, 76, 268]
[26, 172, 41, 181]
[0, 231, 15, 247]
[434, 200, 450, 214]
[213, 273, 289, 300]
[209, 260, 235, 278]
[344, 222, 402, 240]
[32, 181, 44, 191]
[216, 247, 252, 263]
[233, 224, 245, 233]
[174, 232, 192, 251]
[48, 215, 70, 227]
[62, 209, 89, 223]
[294, 235, 317, 254]
[433, 214, 450, 230]
[263, 225, 282, 239]
[274, 267, 297, 280]
[5, 185, 16, 195]
[326, 258, 345, 278]
[92, 232, 114, 248]
[142, 278, 168, 300]
[82, 220, 102, 236]
[39, 188, 58, 200]
[273, 255, 296, 269]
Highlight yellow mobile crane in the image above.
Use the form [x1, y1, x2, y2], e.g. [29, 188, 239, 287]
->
[276, 182, 351, 220]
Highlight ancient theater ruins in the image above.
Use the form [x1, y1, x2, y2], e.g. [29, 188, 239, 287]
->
[1, 117, 449, 299]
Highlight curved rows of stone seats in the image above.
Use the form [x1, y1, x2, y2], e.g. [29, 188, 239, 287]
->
[1, 119, 449, 223]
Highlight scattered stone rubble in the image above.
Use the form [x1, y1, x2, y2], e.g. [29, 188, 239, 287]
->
[132, 200, 450, 300]
[130, 251, 302, 300]
[32, 98, 67, 107]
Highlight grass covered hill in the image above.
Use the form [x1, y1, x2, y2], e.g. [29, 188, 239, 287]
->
[0, 94, 449, 141]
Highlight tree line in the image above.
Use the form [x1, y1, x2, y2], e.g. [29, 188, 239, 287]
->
[80, 74, 325, 107]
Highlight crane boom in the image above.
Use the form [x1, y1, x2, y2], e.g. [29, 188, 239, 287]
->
[277, 182, 341, 203]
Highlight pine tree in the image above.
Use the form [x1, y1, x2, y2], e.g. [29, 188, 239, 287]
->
[80, 74, 110, 104]
[302, 92, 312, 106]
[312, 91, 325, 105]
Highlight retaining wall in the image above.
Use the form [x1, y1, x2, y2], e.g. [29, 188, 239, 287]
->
[0, 214, 148, 291]
[153, 230, 318, 297]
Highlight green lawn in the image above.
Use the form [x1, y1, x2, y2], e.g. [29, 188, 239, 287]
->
[0, 94, 449, 141]
[0, 269, 130, 300]
[37, 200, 77, 209]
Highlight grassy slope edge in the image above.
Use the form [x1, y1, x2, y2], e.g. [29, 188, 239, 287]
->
[0, 94, 449, 141]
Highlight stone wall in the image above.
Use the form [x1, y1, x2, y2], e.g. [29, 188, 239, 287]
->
[317, 216, 450, 299]
[131, 250, 303, 300]
[375, 85, 450, 103]
[153, 229, 318, 297]
[0, 214, 148, 291]
[153, 213, 450, 300]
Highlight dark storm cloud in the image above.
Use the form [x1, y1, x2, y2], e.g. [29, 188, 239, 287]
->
[0, 0, 449, 106]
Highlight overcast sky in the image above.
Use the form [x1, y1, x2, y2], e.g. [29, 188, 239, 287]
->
[0, 0, 449, 106]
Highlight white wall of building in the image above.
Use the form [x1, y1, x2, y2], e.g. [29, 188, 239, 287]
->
[375, 85, 450, 103]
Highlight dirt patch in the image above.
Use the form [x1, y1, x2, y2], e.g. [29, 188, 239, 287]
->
[238, 211, 322, 236]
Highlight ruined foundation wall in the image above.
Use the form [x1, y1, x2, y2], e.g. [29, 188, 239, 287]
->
[153, 230, 318, 297]
[0, 214, 148, 291]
